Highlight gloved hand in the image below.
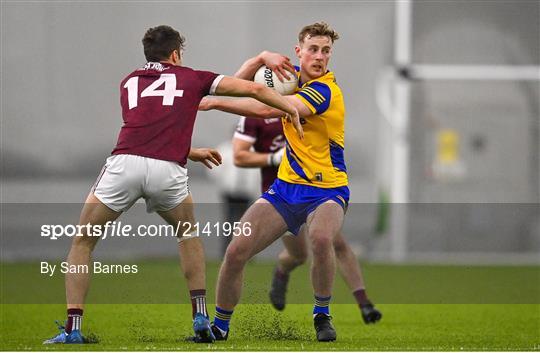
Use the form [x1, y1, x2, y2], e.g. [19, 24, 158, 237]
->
[268, 147, 286, 167]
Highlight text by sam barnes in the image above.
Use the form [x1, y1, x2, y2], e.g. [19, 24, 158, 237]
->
[40, 262, 138, 276]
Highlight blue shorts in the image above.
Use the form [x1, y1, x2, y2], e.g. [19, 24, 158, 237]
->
[261, 179, 350, 235]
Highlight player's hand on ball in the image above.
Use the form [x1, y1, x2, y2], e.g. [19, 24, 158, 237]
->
[260, 51, 296, 82]
[188, 148, 222, 169]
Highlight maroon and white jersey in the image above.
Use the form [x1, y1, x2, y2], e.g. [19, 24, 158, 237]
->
[234, 116, 285, 192]
[112, 62, 223, 166]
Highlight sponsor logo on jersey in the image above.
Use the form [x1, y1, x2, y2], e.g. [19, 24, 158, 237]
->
[264, 118, 281, 124]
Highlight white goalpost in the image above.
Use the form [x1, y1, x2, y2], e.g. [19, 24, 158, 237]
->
[379, 0, 540, 263]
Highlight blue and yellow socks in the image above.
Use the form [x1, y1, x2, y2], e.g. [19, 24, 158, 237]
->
[313, 295, 331, 316]
[214, 307, 233, 333]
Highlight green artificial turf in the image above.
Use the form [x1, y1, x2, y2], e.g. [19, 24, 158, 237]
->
[1, 260, 539, 350]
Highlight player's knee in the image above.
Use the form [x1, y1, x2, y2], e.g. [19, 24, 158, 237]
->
[224, 242, 250, 268]
[310, 232, 333, 256]
[280, 243, 308, 265]
[332, 236, 347, 256]
[292, 249, 308, 265]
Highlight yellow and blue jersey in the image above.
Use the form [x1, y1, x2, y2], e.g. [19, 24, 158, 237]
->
[278, 68, 348, 188]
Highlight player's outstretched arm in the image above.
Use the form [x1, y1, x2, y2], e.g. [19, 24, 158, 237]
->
[188, 147, 222, 169]
[200, 96, 281, 119]
[235, 51, 295, 82]
[214, 76, 303, 139]
[200, 94, 312, 120]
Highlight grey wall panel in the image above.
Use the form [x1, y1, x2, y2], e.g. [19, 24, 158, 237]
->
[2, 1, 538, 260]
[1, 2, 394, 184]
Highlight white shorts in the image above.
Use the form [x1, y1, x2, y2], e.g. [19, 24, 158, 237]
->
[92, 154, 189, 213]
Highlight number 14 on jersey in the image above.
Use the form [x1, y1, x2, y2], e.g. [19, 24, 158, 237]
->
[124, 73, 184, 109]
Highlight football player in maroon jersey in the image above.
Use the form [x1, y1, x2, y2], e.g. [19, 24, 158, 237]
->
[233, 114, 382, 324]
[44, 25, 301, 345]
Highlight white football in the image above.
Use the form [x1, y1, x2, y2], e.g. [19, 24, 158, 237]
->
[254, 66, 298, 95]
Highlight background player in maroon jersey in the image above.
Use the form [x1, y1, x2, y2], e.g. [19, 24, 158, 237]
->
[233, 114, 382, 324]
[44, 25, 301, 345]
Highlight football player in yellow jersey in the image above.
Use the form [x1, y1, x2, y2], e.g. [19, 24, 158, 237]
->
[232, 115, 382, 325]
[200, 22, 352, 342]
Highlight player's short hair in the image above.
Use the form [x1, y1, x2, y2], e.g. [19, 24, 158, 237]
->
[142, 25, 186, 62]
[298, 22, 339, 44]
